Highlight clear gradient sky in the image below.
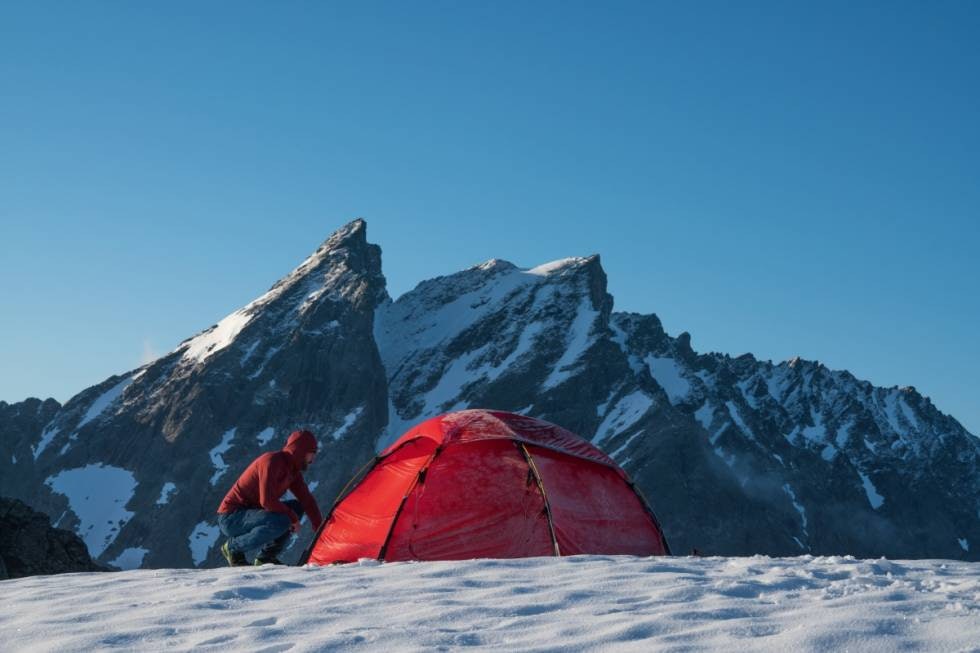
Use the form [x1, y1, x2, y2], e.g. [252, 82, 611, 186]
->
[2, 2, 978, 434]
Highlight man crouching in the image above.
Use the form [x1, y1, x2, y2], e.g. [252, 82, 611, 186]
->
[217, 429, 323, 566]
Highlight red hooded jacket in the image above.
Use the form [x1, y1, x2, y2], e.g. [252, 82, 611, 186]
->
[217, 430, 323, 530]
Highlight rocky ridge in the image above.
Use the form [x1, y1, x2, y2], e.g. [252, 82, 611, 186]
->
[1, 219, 976, 569]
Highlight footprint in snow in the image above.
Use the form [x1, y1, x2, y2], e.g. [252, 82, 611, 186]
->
[211, 581, 305, 601]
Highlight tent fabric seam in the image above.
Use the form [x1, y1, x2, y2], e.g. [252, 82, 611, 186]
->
[516, 442, 561, 557]
[381, 435, 621, 472]
[377, 447, 443, 561]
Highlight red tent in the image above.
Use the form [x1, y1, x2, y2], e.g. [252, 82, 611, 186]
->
[303, 409, 670, 564]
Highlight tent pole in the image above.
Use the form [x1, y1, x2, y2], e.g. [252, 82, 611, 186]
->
[516, 442, 561, 557]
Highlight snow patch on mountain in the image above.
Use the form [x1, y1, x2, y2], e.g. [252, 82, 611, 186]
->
[77, 376, 134, 429]
[179, 309, 253, 365]
[256, 427, 275, 445]
[156, 482, 177, 505]
[609, 429, 645, 461]
[646, 355, 691, 404]
[858, 471, 885, 509]
[189, 521, 220, 567]
[420, 350, 482, 415]
[331, 406, 365, 440]
[763, 366, 793, 402]
[32, 424, 60, 460]
[527, 257, 591, 276]
[782, 483, 809, 541]
[694, 401, 714, 431]
[899, 395, 920, 430]
[726, 401, 756, 442]
[593, 391, 653, 445]
[44, 464, 137, 558]
[736, 377, 761, 408]
[800, 411, 826, 444]
[110, 547, 148, 570]
[493, 322, 546, 377]
[835, 420, 853, 447]
[247, 344, 282, 380]
[821, 444, 838, 461]
[541, 295, 598, 390]
[609, 320, 644, 374]
[208, 428, 237, 485]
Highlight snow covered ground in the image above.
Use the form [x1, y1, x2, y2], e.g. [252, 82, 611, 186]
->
[2, 555, 978, 652]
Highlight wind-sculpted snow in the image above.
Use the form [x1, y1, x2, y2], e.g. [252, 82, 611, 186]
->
[1, 556, 978, 652]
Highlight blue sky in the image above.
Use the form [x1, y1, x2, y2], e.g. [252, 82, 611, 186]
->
[2, 2, 978, 434]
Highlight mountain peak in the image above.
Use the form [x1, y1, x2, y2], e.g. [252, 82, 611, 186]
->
[317, 218, 367, 253]
[294, 219, 371, 275]
[264, 218, 380, 302]
[525, 255, 599, 277]
[175, 219, 384, 366]
[473, 259, 518, 273]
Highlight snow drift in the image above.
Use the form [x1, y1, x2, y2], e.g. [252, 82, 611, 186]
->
[1, 555, 978, 652]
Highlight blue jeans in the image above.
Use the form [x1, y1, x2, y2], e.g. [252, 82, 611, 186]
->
[218, 499, 304, 559]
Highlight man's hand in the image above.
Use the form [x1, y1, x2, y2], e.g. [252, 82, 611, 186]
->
[290, 521, 302, 534]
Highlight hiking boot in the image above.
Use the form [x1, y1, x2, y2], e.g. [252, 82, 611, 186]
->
[253, 556, 284, 566]
[221, 540, 248, 567]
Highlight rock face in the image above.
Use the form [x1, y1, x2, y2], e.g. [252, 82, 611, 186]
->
[2, 219, 978, 568]
[0, 497, 105, 579]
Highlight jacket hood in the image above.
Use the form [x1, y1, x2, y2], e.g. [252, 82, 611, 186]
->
[283, 429, 318, 465]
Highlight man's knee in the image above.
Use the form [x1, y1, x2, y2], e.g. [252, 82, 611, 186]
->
[218, 512, 242, 538]
[269, 511, 292, 532]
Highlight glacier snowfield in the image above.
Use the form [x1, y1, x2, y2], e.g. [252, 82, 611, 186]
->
[2, 555, 978, 652]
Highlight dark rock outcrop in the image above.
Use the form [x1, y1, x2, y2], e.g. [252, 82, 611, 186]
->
[0, 497, 105, 579]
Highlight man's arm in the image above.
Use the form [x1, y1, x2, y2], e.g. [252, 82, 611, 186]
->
[289, 477, 323, 531]
[257, 456, 300, 524]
